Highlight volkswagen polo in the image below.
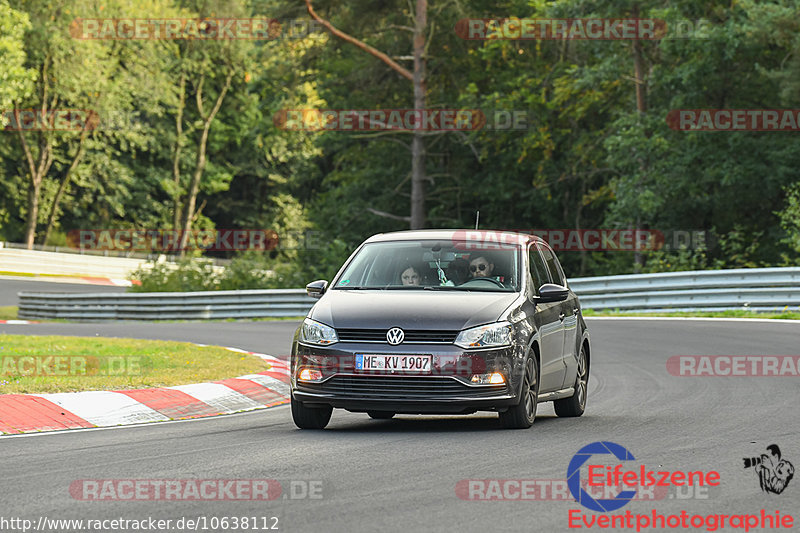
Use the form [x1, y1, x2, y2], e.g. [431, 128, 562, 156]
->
[290, 230, 590, 429]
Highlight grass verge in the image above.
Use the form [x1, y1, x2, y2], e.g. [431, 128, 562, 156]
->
[0, 307, 18, 320]
[0, 334, 270, 394]
[0, 271, 90, 279]
[582, 309, 800, 320]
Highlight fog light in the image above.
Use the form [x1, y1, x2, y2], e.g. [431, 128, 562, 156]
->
[470, 372, 505, 384]
[298, 368, 323, 381]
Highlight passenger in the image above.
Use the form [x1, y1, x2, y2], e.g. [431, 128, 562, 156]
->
[468, 255, 495, 278]
[400, 265, 421, 286]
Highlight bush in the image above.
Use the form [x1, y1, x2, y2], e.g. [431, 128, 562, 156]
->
[129, 238, 353, 292]
[130, 259, 220, 292]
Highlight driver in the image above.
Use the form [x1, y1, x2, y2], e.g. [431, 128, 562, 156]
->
[467, 254, 507, 285]
[469, 255, 495, 278]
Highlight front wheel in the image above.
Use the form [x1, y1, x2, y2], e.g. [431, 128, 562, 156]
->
[554, 343, 589, 417]
[291, 397, 332, 429]
[499, 357, 538, 429]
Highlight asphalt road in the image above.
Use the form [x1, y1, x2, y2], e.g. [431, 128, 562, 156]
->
[0, 320, 299, 357]
[1, 318, 799, 532]
[0, 276, 125, 306]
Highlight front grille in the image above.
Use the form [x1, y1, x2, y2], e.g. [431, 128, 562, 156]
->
[297, 375, 507, 399]
[336, 329, 458, 344]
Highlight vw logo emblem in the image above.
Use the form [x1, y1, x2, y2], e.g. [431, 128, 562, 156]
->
[386, 327, 405, 345]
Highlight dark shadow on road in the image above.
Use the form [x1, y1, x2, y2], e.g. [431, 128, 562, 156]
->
[324, 413, 560, 433]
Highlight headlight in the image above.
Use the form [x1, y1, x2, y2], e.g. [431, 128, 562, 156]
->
[299, 318, 338, 346]
[455, 321, 512, 349]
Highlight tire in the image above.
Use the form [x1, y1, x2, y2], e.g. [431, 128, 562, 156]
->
[554, 342, 589, 418]
[291, 397, 333, 429]
[499, 356, 538, 429]
[367, 411, 395, 420]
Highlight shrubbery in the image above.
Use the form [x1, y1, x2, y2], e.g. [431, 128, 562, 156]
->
[129, 239, 352, 292]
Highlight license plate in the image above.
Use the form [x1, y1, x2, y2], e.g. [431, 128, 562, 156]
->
[355, 354, 432, 373]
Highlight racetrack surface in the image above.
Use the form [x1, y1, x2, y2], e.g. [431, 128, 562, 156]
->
[1, 318, 798, 532]
[0, 320, 299, 356]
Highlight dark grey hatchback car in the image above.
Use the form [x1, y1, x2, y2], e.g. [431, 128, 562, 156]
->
[290, 230, 590, 429]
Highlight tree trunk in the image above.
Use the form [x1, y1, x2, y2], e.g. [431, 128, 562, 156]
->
[410, 0, 427, 229]
[631, 3, 647, 272]
[41, 127, 89, 245]
[17, 126, 53, 249]
[178, 71, 233, 254]
[24, 180, 41, 249]
[172, 71, 186, 231]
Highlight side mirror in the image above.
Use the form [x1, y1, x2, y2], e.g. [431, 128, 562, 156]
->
[306, 280, 328, 299]
[538, 283, 569, 303]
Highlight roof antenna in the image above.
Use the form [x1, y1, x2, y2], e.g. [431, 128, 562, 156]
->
[474, 210, 480, 230]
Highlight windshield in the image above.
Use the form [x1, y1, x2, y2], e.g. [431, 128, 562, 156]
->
[333, 240, 521, 292]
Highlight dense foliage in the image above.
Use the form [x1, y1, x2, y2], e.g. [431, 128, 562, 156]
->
[1, 0, 799, 287]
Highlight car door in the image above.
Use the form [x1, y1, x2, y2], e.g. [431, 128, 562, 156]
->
[539, 243, 577, 389]
[529, 242, 566, 393]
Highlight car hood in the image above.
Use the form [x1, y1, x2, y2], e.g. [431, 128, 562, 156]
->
[309, 289, 521, 331]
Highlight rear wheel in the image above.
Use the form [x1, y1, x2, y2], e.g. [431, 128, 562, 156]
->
[499, 357, 538, 429]
[291, 397, 332, 429]
[367, 411, 395, 420]
[554, 343, 588, 417]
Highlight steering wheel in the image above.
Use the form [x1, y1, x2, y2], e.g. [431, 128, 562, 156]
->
[459, 277, 506, 288]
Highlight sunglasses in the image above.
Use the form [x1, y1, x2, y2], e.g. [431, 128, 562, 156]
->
[470, 263, 488, 272]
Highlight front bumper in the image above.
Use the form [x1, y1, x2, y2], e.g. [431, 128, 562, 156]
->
[291, 341, 521, 414]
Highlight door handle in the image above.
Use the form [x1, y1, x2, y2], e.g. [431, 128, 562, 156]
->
[558, 312, 565, 321]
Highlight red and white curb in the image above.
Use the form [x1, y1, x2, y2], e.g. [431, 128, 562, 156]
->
[80, 277, 138, 287]
[0, 274, 137, 286]
[0, 320, 37, 324]
[0, 348, 291, 435]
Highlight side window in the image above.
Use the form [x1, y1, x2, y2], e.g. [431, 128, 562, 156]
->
[539, 244, 565, 286]
[529, 244, 550, 292]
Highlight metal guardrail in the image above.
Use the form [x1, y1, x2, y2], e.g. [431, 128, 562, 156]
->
[16, 267, 800, 320]
[18, 289, 316, 320]
[569, 267, 800, 312]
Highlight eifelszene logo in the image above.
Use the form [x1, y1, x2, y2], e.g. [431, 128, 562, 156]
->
[567, 441, 721, 512]
[743, 444, 794, 494]
[567, 441, 638, 512]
